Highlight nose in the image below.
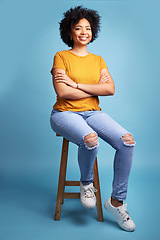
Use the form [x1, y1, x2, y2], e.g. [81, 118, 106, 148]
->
[81, 28, 87, 34]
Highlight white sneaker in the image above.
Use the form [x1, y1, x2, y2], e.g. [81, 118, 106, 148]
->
[104, 197, 135, 231]
[80, 182, 97, 209]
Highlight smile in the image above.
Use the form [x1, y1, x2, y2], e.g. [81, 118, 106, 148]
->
[79, 37, 88, 41]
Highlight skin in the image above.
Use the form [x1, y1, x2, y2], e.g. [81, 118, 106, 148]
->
[52, 18, 135, 207]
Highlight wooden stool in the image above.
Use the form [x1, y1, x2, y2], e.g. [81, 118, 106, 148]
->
[54, 134, 103, 222]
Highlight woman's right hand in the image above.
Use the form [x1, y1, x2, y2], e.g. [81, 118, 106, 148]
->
[98, 73, 110, 84]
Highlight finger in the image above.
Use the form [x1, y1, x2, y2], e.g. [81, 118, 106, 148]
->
[102, 74, 109, 78]
[99, 76, 105, 81]
[55, 76, 62, 80]
[101, 80, 108, 83]
[99, 79, 109, 83]
[56, 79, 66, 83]
[55, 77, 65, 81]
[100, 74, 109, 78]
[99, 76, 108, 82]
[56, 72, 64, 76]
[100, 76, 109, 81]
[55, 75, 65, 80]
[104, 75, 110, 79]
[104, 76, 110, 80]
[99, 80, 105, 83]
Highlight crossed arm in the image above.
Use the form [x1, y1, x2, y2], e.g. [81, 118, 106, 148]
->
[52, 67, 115, 100]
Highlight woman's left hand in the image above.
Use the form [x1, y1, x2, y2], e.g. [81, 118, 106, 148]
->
[54, 72, 77, 88]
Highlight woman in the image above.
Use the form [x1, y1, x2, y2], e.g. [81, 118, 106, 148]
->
[50, 6, 136, 231]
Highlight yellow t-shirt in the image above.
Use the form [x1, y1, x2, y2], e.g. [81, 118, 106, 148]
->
[50, 50, 108, 112]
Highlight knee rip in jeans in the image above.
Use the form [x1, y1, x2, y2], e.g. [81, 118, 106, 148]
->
[83, 132, 99, 150]
[121, 133, 135, 147]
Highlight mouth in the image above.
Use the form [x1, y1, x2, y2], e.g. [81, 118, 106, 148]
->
[79, 37, 88, 41]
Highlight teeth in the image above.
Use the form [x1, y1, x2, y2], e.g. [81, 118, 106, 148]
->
[79, 37, 87, 40]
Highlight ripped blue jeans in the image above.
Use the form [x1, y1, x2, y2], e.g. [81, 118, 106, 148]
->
[50, 109, 135, 201]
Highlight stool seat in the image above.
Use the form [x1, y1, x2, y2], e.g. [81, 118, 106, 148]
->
[54, 134, 103, 221]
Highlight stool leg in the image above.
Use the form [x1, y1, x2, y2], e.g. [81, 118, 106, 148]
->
[93, 157, 103, 222]
[54, 138, 69, 221]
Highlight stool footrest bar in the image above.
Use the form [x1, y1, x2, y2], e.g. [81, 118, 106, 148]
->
[65, 181, 80, 186]
[63, 192, 80, 199]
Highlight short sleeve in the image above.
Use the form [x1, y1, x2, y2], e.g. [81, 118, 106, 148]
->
[50, 52, 66, 75]
[100, 56, 108, 71]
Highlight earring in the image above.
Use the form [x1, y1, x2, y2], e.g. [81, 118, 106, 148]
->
[70, 37, 72, 40]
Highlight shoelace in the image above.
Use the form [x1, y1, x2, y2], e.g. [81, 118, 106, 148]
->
[117, 202, 131, 222]
[84, 187, 97, 198]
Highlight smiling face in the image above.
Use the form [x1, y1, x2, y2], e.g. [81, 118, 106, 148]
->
[69, 18, 92, 47]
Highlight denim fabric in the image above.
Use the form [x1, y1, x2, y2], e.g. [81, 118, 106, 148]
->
[50, 109, 135, 201]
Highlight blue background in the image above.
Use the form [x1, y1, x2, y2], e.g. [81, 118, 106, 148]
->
[0, 0, 160, 239]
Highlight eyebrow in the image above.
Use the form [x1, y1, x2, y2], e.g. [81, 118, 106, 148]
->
[75, 25, 91, 27]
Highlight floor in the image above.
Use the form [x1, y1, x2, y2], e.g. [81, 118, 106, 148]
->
[0, 164, 159, 240]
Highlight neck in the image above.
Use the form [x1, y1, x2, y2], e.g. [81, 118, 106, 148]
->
[70, 45, 89, 56]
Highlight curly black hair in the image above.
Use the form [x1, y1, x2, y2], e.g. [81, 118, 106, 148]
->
[59, 6, 101, 47]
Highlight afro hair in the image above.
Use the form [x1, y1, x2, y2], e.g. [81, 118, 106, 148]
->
[59, 6, 101, 47]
